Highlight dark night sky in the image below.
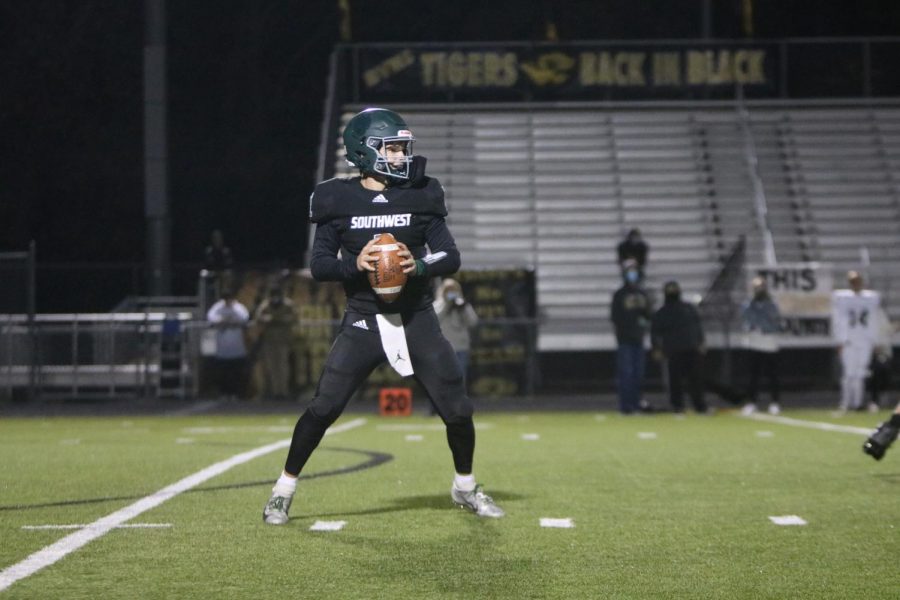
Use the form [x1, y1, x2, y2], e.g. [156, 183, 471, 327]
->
[1, 1, 898, 307]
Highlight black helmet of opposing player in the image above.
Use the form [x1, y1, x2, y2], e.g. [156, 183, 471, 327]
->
[343, 108, 415, 180]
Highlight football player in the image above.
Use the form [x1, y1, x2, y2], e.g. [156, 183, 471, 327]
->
[831, 271, 881, 412]
[263, 108, 504, 525]
[863, 403, 900, 460]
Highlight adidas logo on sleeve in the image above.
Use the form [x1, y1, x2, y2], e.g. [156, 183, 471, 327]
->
[352, 319, 369, 330]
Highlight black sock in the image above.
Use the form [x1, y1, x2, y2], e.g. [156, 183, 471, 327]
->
[445, 419, 475, 474]
[889, 413, 900, 428]
[284, 410, 331, 476]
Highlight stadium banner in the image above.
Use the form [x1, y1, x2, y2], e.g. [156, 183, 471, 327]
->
[277, 267, 535, 401]
[355, 43, 778, 101]
[745, 262, 834, 346]
[457, 267, 536, 398]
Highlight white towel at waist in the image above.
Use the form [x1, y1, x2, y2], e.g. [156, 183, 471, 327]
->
[375, 313, 414, 376]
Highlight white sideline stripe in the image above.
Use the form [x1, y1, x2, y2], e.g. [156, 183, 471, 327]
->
[742, 413, 872, 435]
[22, 523, 172, 531]
[0, 417, 367, 592]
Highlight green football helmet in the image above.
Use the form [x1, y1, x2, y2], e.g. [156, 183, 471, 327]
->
[343, 108, 415, 180]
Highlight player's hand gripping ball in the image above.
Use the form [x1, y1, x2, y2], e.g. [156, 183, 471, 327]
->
[367, 233, 407, 303]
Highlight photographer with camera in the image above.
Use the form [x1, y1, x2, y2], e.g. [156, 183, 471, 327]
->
[433, 278, 479, 386]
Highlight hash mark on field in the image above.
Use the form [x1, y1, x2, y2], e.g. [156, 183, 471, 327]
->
[0, 418, 368, 593]
[540, 518, 574, 528]
[376, 423, 494, 432]
[594, 414, 607, 422]
[22, 523, 172, 531]
[309, 520, 347, 532]
[59, 439, 81, 446]
[769, 515, 807, 526]
[756, 431, 774, 438]
[637, 432, 657, 440]
[521, 433, 540, 441]
[405, 434, 423, 442]
[175, 438, 195, 444]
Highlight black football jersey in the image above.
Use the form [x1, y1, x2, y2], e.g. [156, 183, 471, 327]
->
[308, 175, 461, 315]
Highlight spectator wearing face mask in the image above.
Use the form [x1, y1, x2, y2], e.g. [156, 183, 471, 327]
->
[610, 259, 652, 414]
[651, 280, 709, 414]
[740, 276, 783, 416]
[433, 278, 479, 387]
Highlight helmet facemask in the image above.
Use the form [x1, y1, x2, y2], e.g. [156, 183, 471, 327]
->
[366, 132, 415, 180]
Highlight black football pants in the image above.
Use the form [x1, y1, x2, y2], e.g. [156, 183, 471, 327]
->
[284, 307, 475, 476]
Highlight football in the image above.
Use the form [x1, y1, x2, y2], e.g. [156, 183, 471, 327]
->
[367, 232, 407, 303]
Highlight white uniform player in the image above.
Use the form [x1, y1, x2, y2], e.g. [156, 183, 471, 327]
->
[831, 271, 881, 411]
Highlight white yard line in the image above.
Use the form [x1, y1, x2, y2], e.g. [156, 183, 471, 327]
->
[741, 412, 872, 435]
[0, 417, 366, 593]
[21, 523, 172, 531]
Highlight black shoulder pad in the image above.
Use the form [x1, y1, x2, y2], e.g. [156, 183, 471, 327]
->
[309, 178, 350, 223]
[417, 176, 448, 217]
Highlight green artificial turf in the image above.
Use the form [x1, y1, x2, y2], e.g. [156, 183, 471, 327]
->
[1, 410, 897, 599]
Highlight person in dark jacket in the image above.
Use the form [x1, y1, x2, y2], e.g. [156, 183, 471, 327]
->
[610, 260, 652, 414]
[617, 228, 649, 275]
[651, 280, 708, 413]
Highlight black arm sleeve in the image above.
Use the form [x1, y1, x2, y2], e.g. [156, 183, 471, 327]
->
[418, 217, 461, 278]
[309, 221, 361, 282]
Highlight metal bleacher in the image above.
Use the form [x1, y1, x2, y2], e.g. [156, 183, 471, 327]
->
[777, 107, 900, 321]
[334, 103, 900, 350]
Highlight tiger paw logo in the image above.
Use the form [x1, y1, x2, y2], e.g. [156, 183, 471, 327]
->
[520, 52, 576, 86]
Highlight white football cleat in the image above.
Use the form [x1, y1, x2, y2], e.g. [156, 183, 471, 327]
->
[451, 483, 505, 518]
[263, 493, 292, 525]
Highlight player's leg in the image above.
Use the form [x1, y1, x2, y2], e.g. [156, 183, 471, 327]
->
[765, 351, 781, 415]
[838, 345, 854, 412]
[848, 342, 873, 411]
[743, 350, 762, 415]
[863, 402, 900, 460]
[264, 321, 384, 525]
[686, 350, 708, 414]
[667, 354, 685, 413]
[633, 343, 647, 414]
[405, 308, 504, 518]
